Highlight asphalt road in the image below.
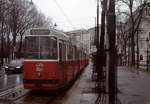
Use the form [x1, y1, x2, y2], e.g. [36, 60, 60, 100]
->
[0, 74, 23, 92]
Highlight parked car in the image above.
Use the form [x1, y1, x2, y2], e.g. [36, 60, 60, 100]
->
[4, 59, 24, 74]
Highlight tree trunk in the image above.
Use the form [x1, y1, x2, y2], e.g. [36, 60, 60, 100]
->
[131, 34, 135, 66]
[1, 22, 4, 65]
[12, 24, 17, 59]
[124, 40, 127, 66]
[7, 32, 10, 62]
[18, 35, 23, 58]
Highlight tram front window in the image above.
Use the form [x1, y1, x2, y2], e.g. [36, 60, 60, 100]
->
[24, 36, 39, 59]
[40, 37, 57, 59]
[24, 36, 57, 59]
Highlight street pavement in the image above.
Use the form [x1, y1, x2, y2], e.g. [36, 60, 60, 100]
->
[0, 74, 22, 92]
[118, 67, 150, 104]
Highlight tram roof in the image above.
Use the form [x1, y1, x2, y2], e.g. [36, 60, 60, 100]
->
[24, 28, 69, 41]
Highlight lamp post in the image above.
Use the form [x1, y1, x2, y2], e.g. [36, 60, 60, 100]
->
[136, 30, 139, 68]
[146, 37, 149, 71]
[30, 0, 33, 5]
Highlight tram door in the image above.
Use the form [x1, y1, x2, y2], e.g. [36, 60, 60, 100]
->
[59, 41, 65, 86]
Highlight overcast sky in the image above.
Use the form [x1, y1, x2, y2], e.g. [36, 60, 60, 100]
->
[32, 0, 101, 31]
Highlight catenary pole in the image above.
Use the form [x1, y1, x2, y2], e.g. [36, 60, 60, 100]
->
[106, 0, 117, 103]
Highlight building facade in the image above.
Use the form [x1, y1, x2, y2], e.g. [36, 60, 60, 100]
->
[66, 29, 91, 54]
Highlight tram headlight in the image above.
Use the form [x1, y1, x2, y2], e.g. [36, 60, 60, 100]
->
[16, 66, 21, 69]
[4, 66, 8, 68]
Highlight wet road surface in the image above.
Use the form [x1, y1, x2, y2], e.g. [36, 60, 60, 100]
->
[0, 74, 22, 92]
[118, 67, 150, 104]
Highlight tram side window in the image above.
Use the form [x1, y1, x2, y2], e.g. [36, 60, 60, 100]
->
[50, 37, 57, 59]
[82, 52, 84, 60]
[62, 43, 66, 61]
[77, 50, 80, 60]
[59, 42, 63, 62]
[75, 48, 78, 60]
[80, 51, 82, 60]
[73, 46, 76, 60]
[71, 47, 73, 59]
[83, 53, 85, 60]
[59, 41, 66, 61]
[81, 52, 82, 60]
[67, 45, 73, 60]
[67, 44, 69, 59]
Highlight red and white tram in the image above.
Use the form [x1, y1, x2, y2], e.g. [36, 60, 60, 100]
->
[23, 28, 89, 90]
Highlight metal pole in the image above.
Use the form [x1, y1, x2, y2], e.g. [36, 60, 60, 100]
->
[95, 17, 97, 46]
[96, 0, 99, 75]
[136, 30, 139, 68]
[146, 37, 149, 71]
[99, 0, 107, 67]
[96, 0, 99, 49]
[106, 0, 117, 103]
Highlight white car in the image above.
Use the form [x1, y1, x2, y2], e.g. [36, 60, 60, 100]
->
[4, 59, 24, 74]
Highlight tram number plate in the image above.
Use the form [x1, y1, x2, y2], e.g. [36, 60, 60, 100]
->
[35, 83, 41, 87]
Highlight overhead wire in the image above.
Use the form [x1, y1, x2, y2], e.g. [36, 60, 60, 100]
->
[53, 0, 76, 30]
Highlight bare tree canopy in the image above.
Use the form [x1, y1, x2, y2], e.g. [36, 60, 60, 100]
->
[0, 0, 54, 63]
[116, 0, 150, 66]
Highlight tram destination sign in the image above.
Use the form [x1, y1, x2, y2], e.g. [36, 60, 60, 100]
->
[30, 29, 50, 35]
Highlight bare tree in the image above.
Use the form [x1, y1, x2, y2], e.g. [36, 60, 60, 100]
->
[0, 0, 8, 64]
[116, 0, 150, 66]
[0, 0, 54, 61]
[16, 2, 53, 58]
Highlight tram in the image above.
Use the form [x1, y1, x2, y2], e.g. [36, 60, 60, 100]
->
[23, 28, 89, 90]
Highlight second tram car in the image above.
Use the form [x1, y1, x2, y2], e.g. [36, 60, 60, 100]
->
[23, 28, 89, 90]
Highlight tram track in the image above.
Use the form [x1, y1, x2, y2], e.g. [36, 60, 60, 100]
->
[0, 85, 66, 104]
[0, 85, 30, 103]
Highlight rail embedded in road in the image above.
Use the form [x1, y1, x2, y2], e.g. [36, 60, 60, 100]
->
[0, 85, 29, 101]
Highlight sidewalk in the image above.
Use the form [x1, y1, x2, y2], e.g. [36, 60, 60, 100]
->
[117, 66, 150, 104]
[61, 61, 98, 104]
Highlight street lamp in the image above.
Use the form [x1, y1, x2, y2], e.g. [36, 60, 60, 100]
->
[30, 0, 33, 5]
[146, 37, 149, 71]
